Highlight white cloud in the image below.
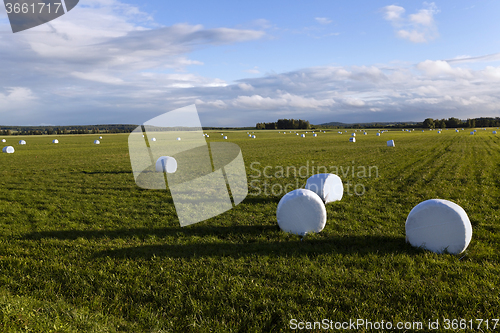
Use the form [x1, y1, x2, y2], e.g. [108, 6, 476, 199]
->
[382, 5, 405, 21]
[315, 17, 332, 25]
[382, 2, 439, 43]
[416, 60, 473, 78]
[244, 67, 260, 74]
[238, 83, 254, 91]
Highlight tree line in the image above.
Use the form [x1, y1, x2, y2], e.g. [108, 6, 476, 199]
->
[422, 117, 500, 129]
[0, 125, 138, 135]
[256, 119, 311, 130]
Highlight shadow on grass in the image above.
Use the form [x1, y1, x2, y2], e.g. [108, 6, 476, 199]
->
[22, 225, 280, 241]
[90, 235, 413, 259]
[81, 170, 132, 174]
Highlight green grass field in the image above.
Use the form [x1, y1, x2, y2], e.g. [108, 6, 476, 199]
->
[1, 129, 500, 332]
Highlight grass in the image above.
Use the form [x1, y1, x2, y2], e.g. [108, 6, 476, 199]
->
[0, 129, 500, 332]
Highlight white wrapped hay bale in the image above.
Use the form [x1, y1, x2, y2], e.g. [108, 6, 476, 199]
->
[223, 136, 228, 139]
[206, 134, 209, 138]
[1, 139, 5, 143]
[248, 134, 252, 137]
[364, 132, 367, 135]
[387, 140, 395, 147]
[18, 140, 26, 145]
[2, 146, 14, 153]
[351, 133, 356, 137]
[470, 132, 474, 135]
[177, 137, 181, 141]
[349, 137, 356, 142]
[155, 156, 177, 173]
[52, 139, 59, 144]
[376, 133, 381, 136]
[305, 173, 343, 203]
[276, 189, 327, 236]
[94, 140, 100, 144]
[493, 131, 497, 134]
[99, 136, 103, 139]
[313, 133, 317, 137]
[405, 199, 472, 254]
[151, 137, 156, 142]
[301, 134, 305, 138]
[252, 135, 256, 139]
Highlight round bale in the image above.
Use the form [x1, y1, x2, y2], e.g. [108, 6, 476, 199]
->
[276, 189, 326, 236]
[405, 199, 472, 254]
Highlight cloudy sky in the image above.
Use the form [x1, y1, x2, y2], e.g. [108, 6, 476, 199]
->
[1, 0, 500, 126]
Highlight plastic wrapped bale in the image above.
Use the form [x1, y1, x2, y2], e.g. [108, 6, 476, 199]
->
[376, 133, 381, 136]
[155, 156, 178, 173]
[470, 132, 474, 135]
[151, 137, 156, 141]
[349, 137, 355, 142]
[248, 134, 252, 137]
[177, 137, 181, 141]
[301, 134, 305, 138]
[387, 140, 395, 147]
[305, 173, 343, 203]
[351, 133, 356, 137]
[276, 189, 327, 236]
[99, 136, 103, 139]
[223, 136, 228, 139]
[1, 139, 5, 142]
[437, 131, 441, 134]
[52, 139, 59, 144]
[313, 134, 317, 137]
[2, 146, 14, 153]
[94, 140, 100, 144]
[18, 140, 26, 145]
[206, 134, 209, 138]
[405, 199, 472, 254]
[493, 131, 497, 134]
[252, 135, 256, 139]
[364, 132, 367, 135]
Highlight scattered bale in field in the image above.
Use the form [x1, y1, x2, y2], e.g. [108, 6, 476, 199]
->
[376, 133, 381, 136]
[206, 134, 210, 138]
[470, 132, 474, 135]
[305, 174, 343, 203]
[155, 156, 177, 173]
[313, 134, 317, 137]
[18, 140, 26, 145]
[349, 137, 356, 142]
[1, 139, 5, 142]
[221, 133, 224, 136]
[493, 131, 497, 134]
[2, 146, 14, 153]
[387, 140, 395, 147]
[296, 133, 299, 136]
[364, 132, 367, 135]
[351, 133, 356, 137]
[52, 139, 59, 144]
[94, 140, 100, 144]
[252, 135, 256, 138]
[437, 131, 441, 134]
[248, 134, 252, 137]
[151, 138, 156, 142]
[276, 189, 326, 236]
[405, 199, 472, 254]
[177, 137, 181, 141]
[99, 136, 103, 139]
[301, 134, 306, 138]
[456, 129, 459, 132]
[223, 136, 228, 139]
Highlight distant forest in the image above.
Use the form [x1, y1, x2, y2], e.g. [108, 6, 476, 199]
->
[321, 117, 500, 129]
[256, 119, 311, 130]
[0, 124, 137, 136]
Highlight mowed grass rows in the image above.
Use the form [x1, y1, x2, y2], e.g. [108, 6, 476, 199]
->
[0, 129, 499, 332]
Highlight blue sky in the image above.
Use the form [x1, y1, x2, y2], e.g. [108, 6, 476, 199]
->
[1, 0, 500, 126]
